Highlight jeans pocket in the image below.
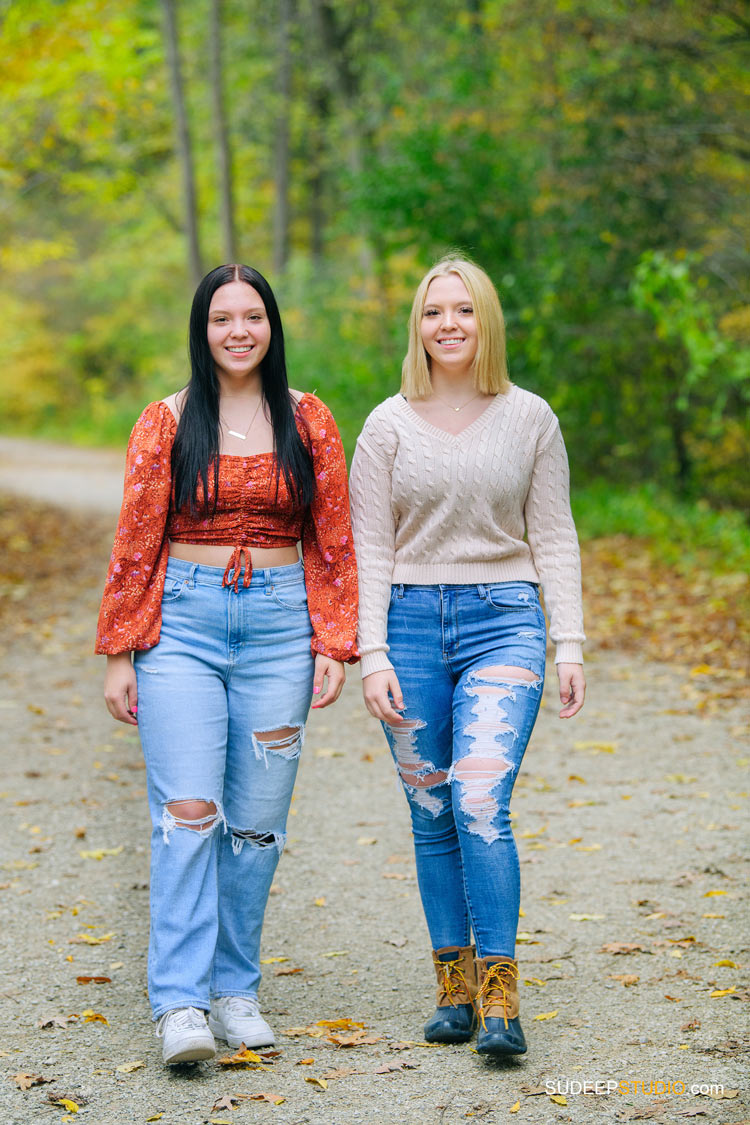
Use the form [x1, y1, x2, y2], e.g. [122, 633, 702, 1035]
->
[483, 582, 540, 613]
[162, 577, 187, 603]
[271, 580, 309, 612]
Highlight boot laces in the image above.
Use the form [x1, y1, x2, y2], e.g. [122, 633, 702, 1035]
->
[434, 955, 472, 1009]
[476, 960, 519, 1030]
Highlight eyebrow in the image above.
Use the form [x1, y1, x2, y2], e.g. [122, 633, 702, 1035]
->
[210, 306, 266, 315]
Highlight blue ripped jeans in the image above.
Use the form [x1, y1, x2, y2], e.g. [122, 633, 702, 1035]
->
[382, 582, 546, 959]
[134, 557, 314, 1019]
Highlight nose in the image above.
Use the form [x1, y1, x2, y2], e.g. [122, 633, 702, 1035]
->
[229, 319, 249, 337]
[440, 308, 457, 329]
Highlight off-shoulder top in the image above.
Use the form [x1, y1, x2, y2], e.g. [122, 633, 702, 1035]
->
[96, 393, 359, 663]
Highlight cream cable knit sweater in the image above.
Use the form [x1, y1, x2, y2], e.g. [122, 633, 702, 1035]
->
[349, 386, 585, 677]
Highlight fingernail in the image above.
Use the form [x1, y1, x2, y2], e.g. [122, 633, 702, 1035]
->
[132, 707, 138, 714]
[313, 687, 321, 695]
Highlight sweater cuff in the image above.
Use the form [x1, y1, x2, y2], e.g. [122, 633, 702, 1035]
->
[360, 650, 395, 678]
[555, 642, 584, 665]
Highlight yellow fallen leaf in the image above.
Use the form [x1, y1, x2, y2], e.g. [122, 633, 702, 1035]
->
[356, 836, 377, 846]
[704, 889, 727, 897]
[260, 956, 289, 964]
[710, 988, 736, 997]
[146, 1116, 164, 1122]
[115, 1060, 144, 1072]
[518, 907, 525, 917]
[322, 950, 349, 957]
[567, 837, 582, 845]
[53, 1100, 79, 1113]
[305, 1076, 328, 1090]
[520, 824, 547, 839]
[534, 1010, 558, 1021]
[82, 1009, 108, 1024]
[568, 913, 605, 921]
[549, 1093, 567, 1105]
[713, 959, 738, 968]
[524, 977, 546, 986]
[575, 844, 602, 852]
[314, 897, 326, 907]
[69, 932, 115, 946]
[510, 1100, 520, 1113]
[573, 741, 616, 753]
[78, 847, 124, 860]
[516, 932, 541, 944]
[702, 913, 725, 918]
[210, 1119, 233, 1124]
[568, 774, 586, 782]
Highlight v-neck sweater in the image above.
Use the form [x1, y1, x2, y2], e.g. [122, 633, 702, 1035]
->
[349, 385, 585, 676]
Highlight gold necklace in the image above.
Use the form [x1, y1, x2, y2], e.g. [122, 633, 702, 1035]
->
[220, 394, 264, 440]
[430, 389, 482, 413]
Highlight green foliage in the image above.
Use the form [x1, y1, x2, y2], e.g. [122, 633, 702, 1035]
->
[573, 482, 750, 577]
[0, 0, 748, 518]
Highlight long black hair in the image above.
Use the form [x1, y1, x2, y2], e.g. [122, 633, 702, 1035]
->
[172, 264, 314, 515]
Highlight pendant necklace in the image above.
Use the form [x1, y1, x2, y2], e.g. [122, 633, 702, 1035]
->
[221, 394, 264, 440]
[431, 390, 482, 413]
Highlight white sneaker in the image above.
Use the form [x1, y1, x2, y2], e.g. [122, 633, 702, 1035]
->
[155, 1006, 216, 1064]
[208, 996, 275, 1048]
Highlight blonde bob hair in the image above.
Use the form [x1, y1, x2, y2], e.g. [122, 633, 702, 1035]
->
[400, 255, 511, 398]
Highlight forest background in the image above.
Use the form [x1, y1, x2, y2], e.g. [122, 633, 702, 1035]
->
[1, 0, 749, 575]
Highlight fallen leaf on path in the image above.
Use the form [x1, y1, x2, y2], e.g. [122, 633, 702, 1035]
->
[573, 741, 617, 753]
[145, 1115, 163, 1122]
[712, 959, 737, 967]
[69, 933, 114, 946]
[76, 976, 111, 984]
[38, 1014, 69, 1028]
[322, 950, 349, 957]
[296, 1058, 314, 1065]
[382, 872, 409, 880]
[212, 1095, 241, 1111]
[50, 1098, 79, 1113]
[523, 977, 547, 986]
[569, 913, 605, 921]
[696, 1088, 739, 1099]
[216, 1047, 269, 1067]
[710, 987, 736, 997]
[609, 974, 639, 986]
[510, 1102, 520, 1113]
[703, 889, 727, 897]
[274, 965, 303, 975]
[260, 956, 289, 964]
[373, 1061, 419, 1073]
[600, 942, 646, 955]
[78, 847, 123, 860]
[314, 897, 326, 907]
[81, 1010, 108, 1024]
[250, 1093, 285, 1104]
[681, 1018, 700, 1031]
[305, 1076, 328, 1090]
[549, 1094, 567, 1105]
[11, 1073, 53, 1090]
[115, 1060, 144, 1073]
[356, 837, 377, 845]
[533, 1010, 558, 1021]
[328, 1030, 382, 1046]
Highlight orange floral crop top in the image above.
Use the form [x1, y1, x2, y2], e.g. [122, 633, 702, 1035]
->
[96, 393, 359, 663]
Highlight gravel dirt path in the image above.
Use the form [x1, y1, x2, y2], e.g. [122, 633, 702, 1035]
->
[0, 441, 747, 1125]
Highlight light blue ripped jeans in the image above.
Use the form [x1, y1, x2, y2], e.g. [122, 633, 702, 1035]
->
[134, 557, 314, 1019]
[382, 582, 546, 959]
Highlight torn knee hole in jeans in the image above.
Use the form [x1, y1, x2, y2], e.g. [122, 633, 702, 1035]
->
[389, 718, 449, 817]
[231, 827, 286, 856]
[252, 724, 304, 767]
[161, 799, 225, 844]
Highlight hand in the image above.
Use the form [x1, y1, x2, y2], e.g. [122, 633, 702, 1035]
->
[312, 654, 346, 708]
[104, 653, 139, 725]
[362, 669, 405, 725]
[557, 662, 585, 718]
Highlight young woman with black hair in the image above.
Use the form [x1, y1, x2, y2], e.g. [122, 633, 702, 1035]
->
[97, 264, 358, 1065]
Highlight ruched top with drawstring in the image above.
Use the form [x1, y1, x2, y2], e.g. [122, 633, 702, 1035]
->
[95, 394, 359, 664]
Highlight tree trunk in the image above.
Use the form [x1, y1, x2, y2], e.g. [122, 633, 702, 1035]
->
[273, 0, 292, 275]
[209, 0, 237, 262]
[160, 0, 203, 286]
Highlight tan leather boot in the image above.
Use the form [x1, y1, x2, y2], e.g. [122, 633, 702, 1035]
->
[424, 945, 477, 1043]
[475, 956, 527, 1055]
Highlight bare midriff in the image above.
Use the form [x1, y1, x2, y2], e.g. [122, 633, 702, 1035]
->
[168, 541, 300, 570]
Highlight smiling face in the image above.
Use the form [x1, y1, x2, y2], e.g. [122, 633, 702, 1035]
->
[206, 280, 272, 385]
[419, 273, 478, 378]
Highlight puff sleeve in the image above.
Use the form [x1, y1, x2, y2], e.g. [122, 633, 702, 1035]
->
[298, 395, 359, 664]
[95, 402, 176, 654]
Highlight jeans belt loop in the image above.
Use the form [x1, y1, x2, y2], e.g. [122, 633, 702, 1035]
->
[264, 567, 273, 596]
[187, 563, 198, 589]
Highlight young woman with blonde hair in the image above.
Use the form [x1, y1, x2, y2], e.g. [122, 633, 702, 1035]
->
[350, 255, 585, 1057]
